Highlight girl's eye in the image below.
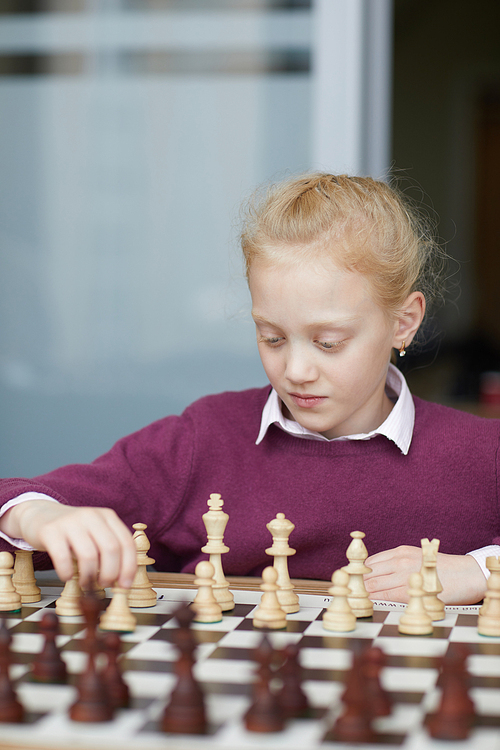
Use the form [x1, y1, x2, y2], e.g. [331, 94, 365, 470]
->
[317, 340, 343, 351]
[260, 336, 284, 346]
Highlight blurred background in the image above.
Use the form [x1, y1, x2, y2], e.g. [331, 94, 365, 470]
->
[0, 0, 499, 477]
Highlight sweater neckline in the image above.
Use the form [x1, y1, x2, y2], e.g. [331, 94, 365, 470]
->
[262, 423, 401, 456]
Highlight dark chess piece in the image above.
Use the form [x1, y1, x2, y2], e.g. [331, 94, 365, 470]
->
[161, 603, 206, 734]
[175, 602, 196, 631]
[427, 644, 475, 740]
[32, 611, 67, 683]
[171, 603, 197, 661]
[70, 590, 113, 722]
[80, 589, 102, 653]
[0, 621, 24, 723]
[161, 652, 206, 734]
[245, 635, 284, 733]
[333, 652, 374, 743]
[101, 632, 129, 709]
[436, 644, 475, 716]
[277, 642, 310, 719]
[70, 648, 114, 722]
[362, 646, 391, 717]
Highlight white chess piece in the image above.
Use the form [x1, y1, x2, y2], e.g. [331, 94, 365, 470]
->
[266, 512, 299, 614]
[479, 556, 500, 616]
[420, 538, 445, 621]
[128, 523, 157, 608]
[398, 572, 433, 635]
[55, 561, 82, 617]
[201, 494, 234, 611]
[100, 586, 137, 632]
[0, 551, 22, 612]
[478, 556, 500, 637]
[191, 560, 223, 623]
[323, 569, 356, 632]
[12, 551, 41, 604]
[252, 566, 287, 630]
[342, 531, 373, 618]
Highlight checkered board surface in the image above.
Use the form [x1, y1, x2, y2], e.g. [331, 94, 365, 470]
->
[2, 586, 500, 750]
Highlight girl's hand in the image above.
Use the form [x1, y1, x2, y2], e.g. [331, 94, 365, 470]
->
[364, 545, 486, 605]
[0, 500, 137, 589]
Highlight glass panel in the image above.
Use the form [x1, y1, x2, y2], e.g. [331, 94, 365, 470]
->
[0, 2, 312, 474]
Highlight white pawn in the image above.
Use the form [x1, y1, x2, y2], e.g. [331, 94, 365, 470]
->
[201, 494, 234, 611]
[266, 512, 299, 614]
[55, 561, 82, 617]
[323, 569, 356, 632]
[100, 586, 137, 632]
[420, 538, 445, 621]
[13, 551, 41, 604]
[398, 572, 433, 635]
[191, 560, 223, 624]
[128, 523, 157, 608]
[252, 566, 287, 630]
[479, 556, 500, 616]
[0, 551, 22, 612]
[478, 556, 500, 637]
[342, 531, 373, 618]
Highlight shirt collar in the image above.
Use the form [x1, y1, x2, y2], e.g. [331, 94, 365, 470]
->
[255, 364, 414, 455]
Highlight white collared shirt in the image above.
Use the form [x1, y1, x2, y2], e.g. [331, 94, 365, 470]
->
[256, 363, 414, 455]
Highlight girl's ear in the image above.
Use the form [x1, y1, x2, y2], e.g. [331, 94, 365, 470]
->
[392, 292, 426, 351]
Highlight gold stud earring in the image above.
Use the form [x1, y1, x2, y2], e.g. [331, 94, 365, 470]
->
[399, 341, 406, 357]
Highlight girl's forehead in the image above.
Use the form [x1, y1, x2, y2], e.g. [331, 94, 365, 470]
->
[249, 256, 380, 317]
[248, 254, 371, 294]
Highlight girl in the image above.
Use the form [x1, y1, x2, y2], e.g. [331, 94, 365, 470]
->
[0, 174, 498, 604]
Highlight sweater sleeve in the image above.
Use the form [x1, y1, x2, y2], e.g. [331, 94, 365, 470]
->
[0, 410, 197, 552]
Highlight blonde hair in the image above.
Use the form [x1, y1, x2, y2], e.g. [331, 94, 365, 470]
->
[241, 173, 445, 321]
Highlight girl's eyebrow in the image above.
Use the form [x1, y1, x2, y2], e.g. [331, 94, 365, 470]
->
[306, 318, 361, 329]
[251, 314, 276, 325]
[251, 313, 361, 329]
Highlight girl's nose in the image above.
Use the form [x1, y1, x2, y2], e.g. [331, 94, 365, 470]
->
[284, 347, 319, 384]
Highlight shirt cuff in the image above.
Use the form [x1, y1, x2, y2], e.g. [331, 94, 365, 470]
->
[466, 545, 500, 579]
[0, 493, 60, 550]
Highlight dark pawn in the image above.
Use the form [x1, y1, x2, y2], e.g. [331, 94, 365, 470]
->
[79, 590, 103, 654]
[253, 634, 274, 679]
[427, 644, 475, 740]
[0, 621, 24, 723]
[70, 591, 113, 723]
[174, 602, 196, 632]
[161, 604, 206, 734]
[32, 611, 67, 683]
[277, 642, 310, 719]
[362, 646, 391, 718]
[245, 636, 284, 733]
[101, 632, 129, 709]
[70, 648, 114, 723]
[245, 671, 285, 733]
[436, 644, 475, 717]
[161, 654, 206, 734]
[333, 652, 374, 743]
[172, 604, 197, 666]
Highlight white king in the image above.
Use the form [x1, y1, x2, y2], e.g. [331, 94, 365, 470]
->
[201, 493, 234, 611]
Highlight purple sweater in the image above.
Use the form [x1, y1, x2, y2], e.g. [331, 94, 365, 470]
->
[1, 387, 499, 580]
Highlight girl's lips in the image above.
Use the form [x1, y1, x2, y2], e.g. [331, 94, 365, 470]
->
[289, 393, 327, 409]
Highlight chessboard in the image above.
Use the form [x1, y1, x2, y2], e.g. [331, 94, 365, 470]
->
[1, 573, 500, 750]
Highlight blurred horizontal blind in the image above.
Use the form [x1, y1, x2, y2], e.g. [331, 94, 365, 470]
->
[0, 0, 391, 475]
